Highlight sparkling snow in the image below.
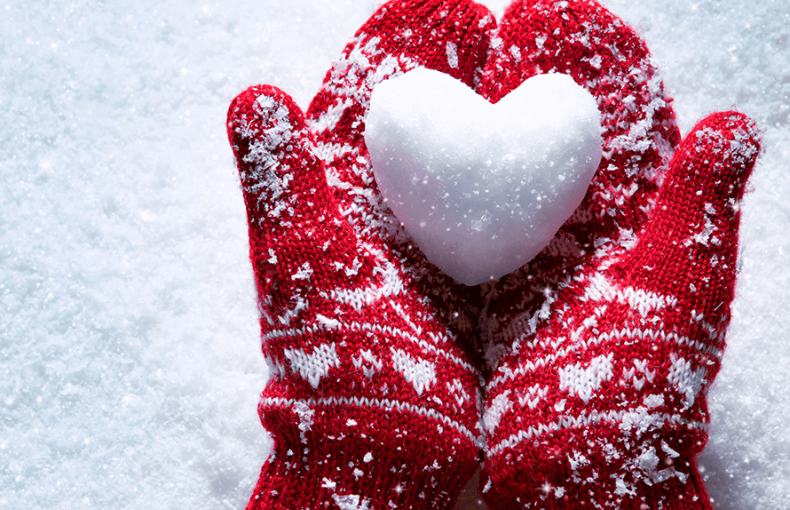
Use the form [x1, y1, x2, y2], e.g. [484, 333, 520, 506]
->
[1, 1, 788, 510]
[366, 69, 601, 285]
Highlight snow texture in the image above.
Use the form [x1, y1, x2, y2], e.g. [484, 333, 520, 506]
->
[0, 1, 788, 510]
[366, 69, 601, 285]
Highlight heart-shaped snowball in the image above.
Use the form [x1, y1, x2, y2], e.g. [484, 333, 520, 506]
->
[365, 68, 602, 286]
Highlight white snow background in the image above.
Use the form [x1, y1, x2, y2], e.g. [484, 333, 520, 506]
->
[1, 0, 788, 508]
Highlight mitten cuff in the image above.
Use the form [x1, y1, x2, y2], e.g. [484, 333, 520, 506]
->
[485, 431, 712, 510]
[247, 403, 480, 510]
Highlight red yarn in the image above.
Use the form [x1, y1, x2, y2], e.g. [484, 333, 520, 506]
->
[477, 2, 761, 509]
[227, 2, 494, 509]
[226, 0, 761, 509]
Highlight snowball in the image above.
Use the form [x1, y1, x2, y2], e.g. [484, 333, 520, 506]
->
[366, 68, 602, 285]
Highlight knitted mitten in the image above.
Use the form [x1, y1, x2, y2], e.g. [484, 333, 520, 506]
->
[226, 1, 496, 509]
[473, 1, 761, 508]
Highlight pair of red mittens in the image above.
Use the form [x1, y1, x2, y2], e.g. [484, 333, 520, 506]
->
[226, 1, 760, 508]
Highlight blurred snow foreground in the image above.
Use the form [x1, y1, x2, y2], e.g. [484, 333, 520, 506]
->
[0, 1, 788, 510]
[367, 69, 601, 286]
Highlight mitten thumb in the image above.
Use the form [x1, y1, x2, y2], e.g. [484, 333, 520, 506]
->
[227, 85, 361, 313]
[614, 112, 761, 322]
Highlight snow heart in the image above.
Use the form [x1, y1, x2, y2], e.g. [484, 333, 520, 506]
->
[366, 68, 602, 285]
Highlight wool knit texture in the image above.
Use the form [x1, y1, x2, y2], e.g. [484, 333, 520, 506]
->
[475, 1, 761, 509]
[226, 0, 761, 509]
[227, 2, 494, 509]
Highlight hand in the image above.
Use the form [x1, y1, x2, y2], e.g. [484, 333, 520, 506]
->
[475, 1, 761, 508]
[226, 2, 496, 509]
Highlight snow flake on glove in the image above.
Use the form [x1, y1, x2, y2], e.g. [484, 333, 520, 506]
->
[332, 493, 371, 510]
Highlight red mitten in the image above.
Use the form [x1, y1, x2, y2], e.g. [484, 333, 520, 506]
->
[226, 1, 495, 509]
[474, 1, 761, 509]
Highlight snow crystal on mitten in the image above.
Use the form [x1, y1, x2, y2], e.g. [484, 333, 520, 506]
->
[227, 1, 497, 509]
[473, 1, 761, 509]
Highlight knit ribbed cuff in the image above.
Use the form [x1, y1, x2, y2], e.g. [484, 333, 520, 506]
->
[484, 448, 712, 510]
[247, 402, 480, 510]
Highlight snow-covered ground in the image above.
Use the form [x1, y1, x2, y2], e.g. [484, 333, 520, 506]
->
[1, 1, 788, 508]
